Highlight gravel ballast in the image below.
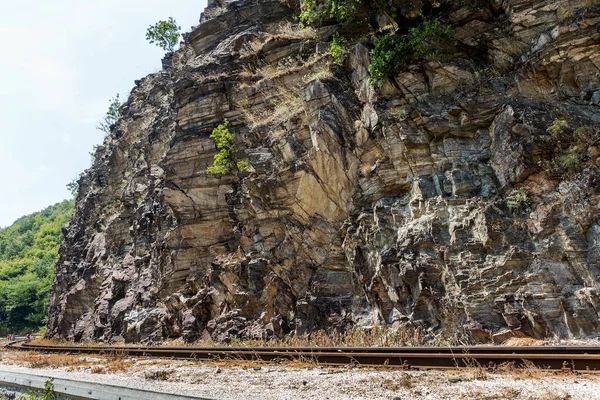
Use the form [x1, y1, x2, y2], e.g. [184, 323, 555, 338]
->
[1, 350, 599, 399]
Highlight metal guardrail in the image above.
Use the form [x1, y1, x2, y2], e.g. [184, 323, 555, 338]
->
[0, 368, 214, 400]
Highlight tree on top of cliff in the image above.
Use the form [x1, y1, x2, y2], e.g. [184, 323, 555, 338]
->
[146, 17, 181, 53]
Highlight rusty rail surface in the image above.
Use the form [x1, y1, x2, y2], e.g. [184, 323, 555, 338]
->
[8, 341, 600, 372]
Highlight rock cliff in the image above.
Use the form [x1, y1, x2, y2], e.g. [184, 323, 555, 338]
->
[47, 0, 600, 343]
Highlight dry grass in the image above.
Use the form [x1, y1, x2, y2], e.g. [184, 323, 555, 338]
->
[241, 86, 304, 129]
[30, 338, 125, 347]
[540, 391, 573, 400]
[189, 72, 229, 85]
[466, 387, 522, 400]
[20, 352, 90, 369]
[495, 360, 550, 380]
[247, 54, 329, 83]
[238, 58, 332, 129]
[105, 349, 134, 372]
[302, 65, 335, 84]
[182, 326, 430, 349]
[502, 337, 546, 346]
[32, 326, 431, 349]
[461, 353, 489, 381]
[240, 38, 266, 58]
[238, 22, 315, 59]
[144, 369, 174, 381]
[274, 22, 317, 40]
[382, 374, 413, 390]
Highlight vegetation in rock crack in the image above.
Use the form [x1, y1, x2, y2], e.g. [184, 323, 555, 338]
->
[0, 200, 74, 334]
[206, 119, 249, 175]
[300, 0, 364, 25]
[541, 119, 599, 178]
[546, 118, 569, 137]
[96, 94, 121, 135]
[369, 19, 454, 87]
[66, 172, 84, 198]
[146, 17, 181, 53]
[505, 189, 532, 211]
[330, 32, 348, 65]
[17, 378, 56, 400]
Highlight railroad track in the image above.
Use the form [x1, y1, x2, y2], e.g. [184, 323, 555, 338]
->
[7, 342, 600, 372]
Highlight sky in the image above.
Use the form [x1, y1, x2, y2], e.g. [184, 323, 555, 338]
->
[0, 0, 207, 227]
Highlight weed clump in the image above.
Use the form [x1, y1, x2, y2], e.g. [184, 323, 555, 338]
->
[540, 119, 599, 178]
[505, 189, 532, 211]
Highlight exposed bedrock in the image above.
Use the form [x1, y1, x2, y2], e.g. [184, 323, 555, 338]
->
[47, 0, 600, 343]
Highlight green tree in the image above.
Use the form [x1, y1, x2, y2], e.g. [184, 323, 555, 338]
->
[300, 0, 364, 25]
[369, 19, 453, 87]
[146, 17, 181, 52]
[330, 32, 348, 65]
[97, 94, 121, 134]
[0, 200, 74, 334]
[207, 119, 249, 175]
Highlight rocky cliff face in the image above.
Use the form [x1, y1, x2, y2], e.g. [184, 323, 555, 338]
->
[47, 0, 600, 344]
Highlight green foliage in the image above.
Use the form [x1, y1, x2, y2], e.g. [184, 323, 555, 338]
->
[505, 189, 532, 210]
[300, 0, 364, 25]
[97, 94, 121, 134]
[18, 379, 56, 400]
[0, 201, 74, 334]
[546, 119, 569, 137]
[206, 120, 249, 176]
[330, 33, 348, 65]
[146, 17, 181, 52]
[66, 173, 83, 198]
[540, 119, 599, 178]
[369, 34, 406, 88]
[369, 19, 454, 87]
[573, 125, 598, 146]
[559, 153, 579, 172]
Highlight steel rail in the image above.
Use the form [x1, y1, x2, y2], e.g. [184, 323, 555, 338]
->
[8, 342, 600, 372]
[16, 342, 600, 354]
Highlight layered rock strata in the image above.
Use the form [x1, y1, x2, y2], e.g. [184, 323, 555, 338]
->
[48, 0, 600, 343]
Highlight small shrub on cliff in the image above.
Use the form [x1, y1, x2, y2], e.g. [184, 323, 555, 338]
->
[207, 119, 249, 175]
[573, 125, 598, 146]
[300, 0, 364, 25]
[97, 94, 121, 134]
[66, 173, 83, 197]
[330, 33, 348, 65]
[146, 18, 181, 52]
[540, 119, 600, 178]
[505, 189, 532, 211]
[369, 19, 454, 87]
[558, 153, 579, 172]
[546, 119, 569, 137]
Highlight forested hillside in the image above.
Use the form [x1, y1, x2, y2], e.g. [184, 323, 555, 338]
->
[0, 200, 74, 334]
